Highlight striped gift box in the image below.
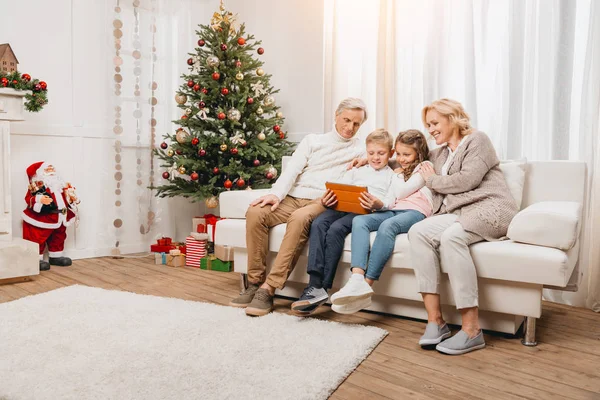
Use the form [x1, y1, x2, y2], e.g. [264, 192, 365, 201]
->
[185, 235, 207, 267]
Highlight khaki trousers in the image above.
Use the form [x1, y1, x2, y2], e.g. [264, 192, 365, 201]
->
[245, 196, 326, 289]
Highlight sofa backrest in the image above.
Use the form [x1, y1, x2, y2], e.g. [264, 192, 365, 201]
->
[281, 157, 587, 210]
[521, 161, 586, 209]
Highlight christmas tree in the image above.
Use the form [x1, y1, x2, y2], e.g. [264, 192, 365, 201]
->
[153, 1, 293, 207]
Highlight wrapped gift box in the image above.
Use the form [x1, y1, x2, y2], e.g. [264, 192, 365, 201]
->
[186, 233, 208, 267]
[214, 244, 234, 262]
[154, 252, 167, 265]
[151, 244, 176, 253]
[157, 237, 172, 246]
[200, 255, 232, 272]
[166, 254, 186, 267]
[193, 214, 223, 242]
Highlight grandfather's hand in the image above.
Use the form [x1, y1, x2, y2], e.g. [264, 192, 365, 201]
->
[347, 158, 368, 170]
[359, 192, 383, 212]
[250, 194, 281, 211]
[419, 162, 436, 181]
[321, 189, 338, 208]
[40, 195, 53, 205]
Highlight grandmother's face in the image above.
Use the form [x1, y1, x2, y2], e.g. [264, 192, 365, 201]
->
[425, 109, 458, 146]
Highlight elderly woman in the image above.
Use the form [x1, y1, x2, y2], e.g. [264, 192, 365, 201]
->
[409, 98, 518, 355]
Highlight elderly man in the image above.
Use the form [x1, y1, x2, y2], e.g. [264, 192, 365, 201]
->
[229, 98, 368, 316]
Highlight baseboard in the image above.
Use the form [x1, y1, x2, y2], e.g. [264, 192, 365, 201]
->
[59, 244, 149, 260]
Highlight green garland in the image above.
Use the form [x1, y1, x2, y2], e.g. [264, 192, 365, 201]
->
[0, 70, 48, 112]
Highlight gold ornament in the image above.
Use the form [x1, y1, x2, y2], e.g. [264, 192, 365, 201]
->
[175, 94, 187, 104]
[276, 111, 284, 118]
[167, 149, 174, 157]
[256, 107, 264, 115]
[257, 132, 266, 141]
[176, 129, 190, 144]
[185, 108, 192, 115]
[263, 95, 275, 106]
[210, 7, 237, 34]
[220, 143, 228, 151]
[206, 55, 220, 68]
[205, 195, 219, 208]
[235, 72, 244, 80]
[256, 68, 265, 76]
[178, 166, 186, 174]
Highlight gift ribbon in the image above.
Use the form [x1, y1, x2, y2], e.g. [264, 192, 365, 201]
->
[203, 213, 222, 242]
[161, 252, 166, 264]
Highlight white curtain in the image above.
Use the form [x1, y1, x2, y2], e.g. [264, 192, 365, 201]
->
[324, 0, 600, 310]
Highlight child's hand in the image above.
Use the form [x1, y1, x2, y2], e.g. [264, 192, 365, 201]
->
[359, 192, 383, 211]
[419, 162, 436, 181]
[321, 189, 338, 208]
[394, 167, 404, 174]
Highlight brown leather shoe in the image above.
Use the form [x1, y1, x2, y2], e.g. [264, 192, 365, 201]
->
[229, 283, 260, 308]
[245, 288, 273, 316]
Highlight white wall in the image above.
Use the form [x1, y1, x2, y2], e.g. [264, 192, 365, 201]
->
[0, 0, 324, 258]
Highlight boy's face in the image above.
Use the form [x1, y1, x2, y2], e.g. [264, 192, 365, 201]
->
[366, 142, 392, 170]
[395, 143, 418, 170]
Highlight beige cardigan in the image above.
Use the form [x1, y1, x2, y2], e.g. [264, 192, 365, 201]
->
[426, 131, 518, 240]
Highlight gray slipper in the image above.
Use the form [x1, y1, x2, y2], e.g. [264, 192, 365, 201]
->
[435, 330, 485, 355]
[419, 322, 452, 346]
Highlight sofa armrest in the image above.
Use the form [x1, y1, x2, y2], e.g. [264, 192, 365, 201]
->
[218, 189, 270, 218]
[507, 201, 582, 250]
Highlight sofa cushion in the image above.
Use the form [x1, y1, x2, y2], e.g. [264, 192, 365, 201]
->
[499, 159, 527, 209]
[219, 189, 270, 219]
[507, 201, 581, 250]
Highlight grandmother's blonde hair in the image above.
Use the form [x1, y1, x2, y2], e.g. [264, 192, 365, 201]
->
[421, 98, 473, 136]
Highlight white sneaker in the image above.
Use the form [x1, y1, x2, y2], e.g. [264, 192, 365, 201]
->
[331, 297, 372, 314]
[330, 274, 373, 305]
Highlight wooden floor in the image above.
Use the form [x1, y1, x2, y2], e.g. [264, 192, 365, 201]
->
[1, 256, 600, 400]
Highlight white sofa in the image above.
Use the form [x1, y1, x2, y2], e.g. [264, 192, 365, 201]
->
[215, 159, 586, 345]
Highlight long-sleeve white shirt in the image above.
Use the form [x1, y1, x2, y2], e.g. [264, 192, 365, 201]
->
[269, 129, 365, 200]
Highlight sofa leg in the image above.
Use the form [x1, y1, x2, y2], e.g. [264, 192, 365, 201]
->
[521, 316, 538, 346]
[239, 273, 248, 292]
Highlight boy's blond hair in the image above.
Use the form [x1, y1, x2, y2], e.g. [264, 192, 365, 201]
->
[365, 129, 393, 151]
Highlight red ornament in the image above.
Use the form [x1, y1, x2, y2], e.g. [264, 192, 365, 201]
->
[198, 149, 207, 156]
[193, 84, 200, 91]
[221, 88, 229, 95]
[160, 142, 168, 149]
[273, 125, 281, 132]
[213, 167, 220, 174]
[241, 140, 247, 147]
[191, 137, 199, 146]
[235, 60, 242, 68]
[253, 159, 260, 166]
[224, 179, 233, 189]
[236, 179, 245, 188]
[190, 172, 199, 181]
[187, 58, 194, 65]
[39, 81, 47, 90]
[279, 132, 285, 139]
[187, 80, 194, 87]
[198, 101, 206, 108]
[220, 44, 228, 51]
[218, 112, 226, 120]
[266, 172, 274, 180]
[21, 74, 31, 82]
[237, 38, 246, 45]
[182, 115, 188, 120]
[247, 97, 254, 104]
[1, 82, 7, 87]
[176, 149, 183, 155]
[257, 47, 265, 55]
[201, 88, 208, 94]
[162, 171, 170, 179]
[212, 72, 220, 80]
[12, 80, 17, 85]
[230, 148, 238, 155]
[198, 39, 206, 47]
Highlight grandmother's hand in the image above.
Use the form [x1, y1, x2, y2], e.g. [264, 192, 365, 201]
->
[419, 162, 436, 181]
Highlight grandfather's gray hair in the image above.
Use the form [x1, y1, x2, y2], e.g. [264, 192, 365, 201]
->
[335, 97, 368, 123]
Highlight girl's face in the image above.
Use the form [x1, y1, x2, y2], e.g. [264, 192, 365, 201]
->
[425, 109, 460, 146]
[395, 143, 418, 170]
[366, 142, 393, 170]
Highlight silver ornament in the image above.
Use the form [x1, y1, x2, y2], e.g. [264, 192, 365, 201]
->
[256, 107, 264, 115]
[206, 55, 220, 68]
[263, 95, 275, 107]
[185, 108, 192, 115]
[176, 129, 190, 144]
[227, 108, 241, 121]
[276, 111, 284, 118]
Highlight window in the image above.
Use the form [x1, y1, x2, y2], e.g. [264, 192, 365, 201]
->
[10, 62, 14, 66]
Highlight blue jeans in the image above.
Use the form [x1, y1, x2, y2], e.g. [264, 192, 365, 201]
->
[307, 209, 357, 289]
[351, 209, 426, 280]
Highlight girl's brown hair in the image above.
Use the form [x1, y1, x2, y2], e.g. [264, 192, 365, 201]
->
[395, 129, 429, 181]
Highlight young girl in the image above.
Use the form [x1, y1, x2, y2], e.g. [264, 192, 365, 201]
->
[330, 129, 433, 314]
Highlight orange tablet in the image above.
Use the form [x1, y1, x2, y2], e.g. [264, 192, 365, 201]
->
[325, 182, 370, 215]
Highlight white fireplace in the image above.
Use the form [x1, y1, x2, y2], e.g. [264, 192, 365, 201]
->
[0, 88, 39, 280]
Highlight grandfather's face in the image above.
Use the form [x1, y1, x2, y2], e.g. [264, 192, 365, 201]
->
[334, 108, 365, 139]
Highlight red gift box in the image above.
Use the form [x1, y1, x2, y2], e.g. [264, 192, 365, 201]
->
[157, 237, 172, 246]
[151, 244, 176, 253]
[185, 235, 208, 267]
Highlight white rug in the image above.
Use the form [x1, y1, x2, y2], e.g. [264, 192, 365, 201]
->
[0, 285, 387, 400]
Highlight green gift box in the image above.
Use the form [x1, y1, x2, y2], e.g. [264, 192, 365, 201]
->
[200, 255, 232, 272]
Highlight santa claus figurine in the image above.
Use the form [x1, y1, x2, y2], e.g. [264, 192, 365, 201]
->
[21, 161, 80, 271]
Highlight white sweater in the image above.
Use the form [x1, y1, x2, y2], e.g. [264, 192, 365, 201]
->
[338, 165, 398, 207]
[269, 129, 365, 200]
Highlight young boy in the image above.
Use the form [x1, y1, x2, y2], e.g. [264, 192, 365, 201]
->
[291, 129, 399, 314]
